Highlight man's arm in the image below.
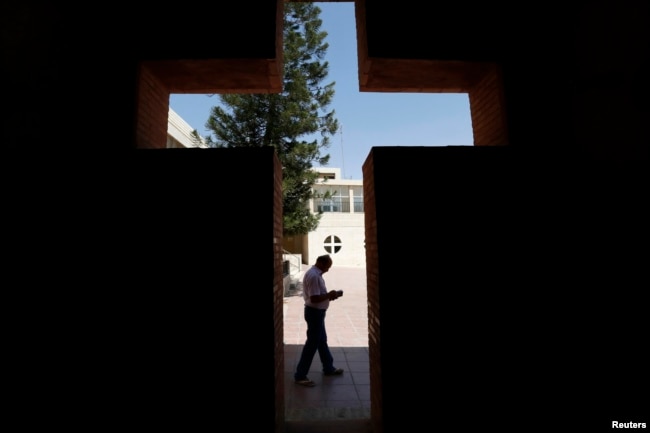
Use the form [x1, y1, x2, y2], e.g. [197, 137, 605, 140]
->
[309, 290, 341, 303]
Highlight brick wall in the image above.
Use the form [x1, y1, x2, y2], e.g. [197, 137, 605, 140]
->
[470, 64, 508, 146]
[362, 150, 382, 433]
[272, 150, 286, 432]
[136, 64, 170, 149]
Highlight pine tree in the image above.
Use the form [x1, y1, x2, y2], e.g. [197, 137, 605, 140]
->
[202, 2, 339, 236]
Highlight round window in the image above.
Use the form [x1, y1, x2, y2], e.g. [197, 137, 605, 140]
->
[323, 235, 342, 254]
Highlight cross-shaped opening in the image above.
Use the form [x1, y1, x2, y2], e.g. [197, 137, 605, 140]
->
[135, 1, 510, 429]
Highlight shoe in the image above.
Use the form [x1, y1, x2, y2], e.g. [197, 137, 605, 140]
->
[323, 368, 344, 376]
[295, 378, 316, 387]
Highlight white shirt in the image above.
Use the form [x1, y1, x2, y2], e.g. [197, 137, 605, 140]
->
[302, 265, 329, 310]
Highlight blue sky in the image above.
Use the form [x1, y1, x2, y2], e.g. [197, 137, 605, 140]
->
[169, 2, 473, 180]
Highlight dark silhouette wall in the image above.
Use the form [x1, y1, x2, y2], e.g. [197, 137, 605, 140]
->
[364, 146, 647, 432]
[5, 147, 285, 431]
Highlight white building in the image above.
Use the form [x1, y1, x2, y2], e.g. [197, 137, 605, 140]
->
[167, 108, 208, 149]
[284, 167, 365, 268]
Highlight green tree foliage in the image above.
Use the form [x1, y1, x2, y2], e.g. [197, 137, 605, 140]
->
[201, 2, 339, 236]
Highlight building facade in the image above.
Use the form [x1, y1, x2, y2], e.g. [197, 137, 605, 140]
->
[284, 167, 365, 268]
[167, 108, 208, 149]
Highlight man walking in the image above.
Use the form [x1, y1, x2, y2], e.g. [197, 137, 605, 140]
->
[293, 254, 344, 387]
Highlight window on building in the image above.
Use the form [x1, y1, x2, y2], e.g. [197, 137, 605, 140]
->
[352, 186, 364, 213]
[314, 186, 346, 212]
[353, 197, 364, 213]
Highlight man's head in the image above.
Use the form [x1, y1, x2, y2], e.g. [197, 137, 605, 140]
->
[316, 254, 333, 273]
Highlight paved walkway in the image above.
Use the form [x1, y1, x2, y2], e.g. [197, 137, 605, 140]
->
[283, 264, 370, 422]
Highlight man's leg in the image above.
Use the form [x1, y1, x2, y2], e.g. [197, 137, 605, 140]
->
[294, 307, 325, 381]
[317, 315, 335, 373]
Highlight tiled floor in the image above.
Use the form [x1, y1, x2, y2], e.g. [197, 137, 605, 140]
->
[283, 265, 370, 422]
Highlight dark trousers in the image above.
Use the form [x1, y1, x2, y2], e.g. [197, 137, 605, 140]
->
[294, 306, 335, 380]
